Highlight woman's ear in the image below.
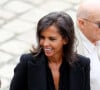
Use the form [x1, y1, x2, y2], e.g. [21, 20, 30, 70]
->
[63, 39, 68, 45]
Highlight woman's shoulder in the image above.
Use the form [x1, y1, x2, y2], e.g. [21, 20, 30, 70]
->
[20, 52, 45, 64]
[75, 54, 90, 67]
[18, 53, 33, 64]
[20, 53, 33, 60]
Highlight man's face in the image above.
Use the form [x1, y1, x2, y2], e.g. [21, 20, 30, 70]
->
[78, 13, 100, 44]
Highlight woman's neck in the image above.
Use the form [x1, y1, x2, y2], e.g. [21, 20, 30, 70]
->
[48, 54, 63, 64]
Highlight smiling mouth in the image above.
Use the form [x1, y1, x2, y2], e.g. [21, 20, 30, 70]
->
[44, 48, 52, 51]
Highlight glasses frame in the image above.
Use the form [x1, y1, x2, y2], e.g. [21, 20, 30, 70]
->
[83, 18, 100, 28]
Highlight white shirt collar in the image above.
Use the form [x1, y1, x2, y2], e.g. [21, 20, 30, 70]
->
[78, 30, 95, 53]
[77, 30, 100, 90]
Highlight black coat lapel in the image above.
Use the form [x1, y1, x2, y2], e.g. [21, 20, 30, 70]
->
[27, 54, 47, 90]
[69, 62, 85, 90]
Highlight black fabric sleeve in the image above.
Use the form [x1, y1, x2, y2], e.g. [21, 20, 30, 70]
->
[9, 55, 28, 90]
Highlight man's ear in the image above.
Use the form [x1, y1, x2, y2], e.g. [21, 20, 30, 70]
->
[77, 18, 85, 30]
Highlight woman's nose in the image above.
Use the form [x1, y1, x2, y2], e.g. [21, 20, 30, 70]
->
[43, 40, 50, 46]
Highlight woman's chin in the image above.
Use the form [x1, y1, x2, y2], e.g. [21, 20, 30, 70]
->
[45, 52, 54, 57]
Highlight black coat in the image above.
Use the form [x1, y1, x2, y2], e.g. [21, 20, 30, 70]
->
[10, 53, 90, 90]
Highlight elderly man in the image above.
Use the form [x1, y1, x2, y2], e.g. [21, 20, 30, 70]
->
[76, 0, 100, 90]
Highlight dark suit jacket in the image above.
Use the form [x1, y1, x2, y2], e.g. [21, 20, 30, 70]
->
[10, 53, 90, 90]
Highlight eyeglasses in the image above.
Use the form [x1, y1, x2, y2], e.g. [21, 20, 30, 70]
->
[83, 18, 100, 28]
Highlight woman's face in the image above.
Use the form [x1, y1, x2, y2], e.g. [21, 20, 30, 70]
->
[39, 25, 67, 58]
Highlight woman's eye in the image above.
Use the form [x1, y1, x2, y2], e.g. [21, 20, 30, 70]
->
[40, 36, 44, 39]
[49, 37, 56, 41]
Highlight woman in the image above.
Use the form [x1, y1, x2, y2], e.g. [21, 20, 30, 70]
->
[10, 12, 90, 90]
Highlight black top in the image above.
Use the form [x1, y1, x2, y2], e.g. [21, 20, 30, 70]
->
[47, 59, 70, 90]
[9, 53, 90, 90]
